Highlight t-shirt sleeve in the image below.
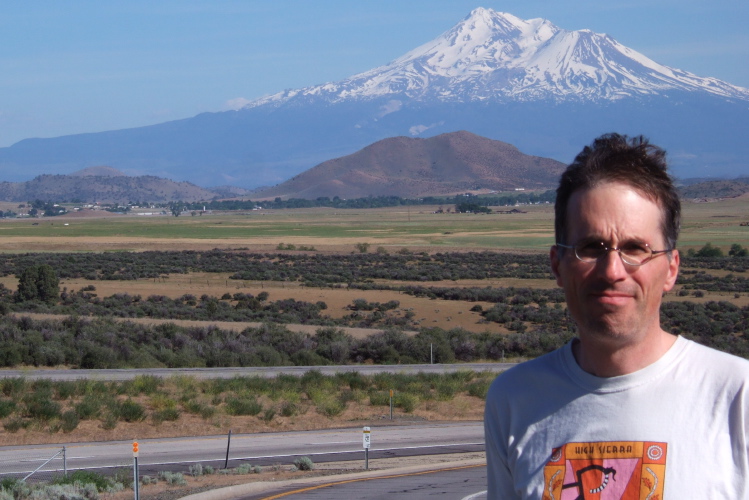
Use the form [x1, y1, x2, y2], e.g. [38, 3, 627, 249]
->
[485, 377, 521, 499]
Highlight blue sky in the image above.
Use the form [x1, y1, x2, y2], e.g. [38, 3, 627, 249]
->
[1, 0, 747, 147]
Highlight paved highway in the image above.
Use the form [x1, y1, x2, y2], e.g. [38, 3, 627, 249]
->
[0, 422, 485, 479]
[0, 363, 513, 381]
[241, 463, 488, 500]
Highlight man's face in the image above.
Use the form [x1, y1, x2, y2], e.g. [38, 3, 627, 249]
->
[550, 182, 680, 347]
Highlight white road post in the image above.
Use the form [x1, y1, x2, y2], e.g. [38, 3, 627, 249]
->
[363, 426, 371, 470]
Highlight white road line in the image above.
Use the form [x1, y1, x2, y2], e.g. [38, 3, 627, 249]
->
[461, 491, 487, 500]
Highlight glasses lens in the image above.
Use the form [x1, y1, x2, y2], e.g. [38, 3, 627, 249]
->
[619, 242, 652, 265]
[575, 241, 607, 262]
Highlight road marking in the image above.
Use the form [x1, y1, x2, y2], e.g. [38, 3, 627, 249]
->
[461, 491, 487, 500]
[259, 463, 486, 499]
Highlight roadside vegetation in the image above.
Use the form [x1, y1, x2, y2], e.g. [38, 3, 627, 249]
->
[0, 371, 493, 437]
[1, 244, 749, 367]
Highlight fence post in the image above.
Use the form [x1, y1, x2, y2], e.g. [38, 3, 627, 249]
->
[63, 446, 67, 478]
[389, 390, 393, 420]
[224, 430, 232, 469]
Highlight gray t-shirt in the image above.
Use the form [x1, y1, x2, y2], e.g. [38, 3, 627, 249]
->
[484, 336, 749, 499]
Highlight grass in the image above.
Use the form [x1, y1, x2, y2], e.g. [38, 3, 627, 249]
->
[2, 199, 747, 254]
[0, 371, 495, 444]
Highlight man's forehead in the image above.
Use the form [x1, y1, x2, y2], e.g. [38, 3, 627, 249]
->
[565, 183, 665, 239]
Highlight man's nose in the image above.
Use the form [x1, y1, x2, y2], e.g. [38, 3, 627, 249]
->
[597, 249, 628, 280]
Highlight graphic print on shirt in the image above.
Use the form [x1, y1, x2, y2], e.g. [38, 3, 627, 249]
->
[542, 441, 667, 500]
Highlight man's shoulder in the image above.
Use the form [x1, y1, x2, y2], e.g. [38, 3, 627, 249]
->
[681, 337, 749, 369]
[678, 337, 749, 382]
[487, 345, 568, 396]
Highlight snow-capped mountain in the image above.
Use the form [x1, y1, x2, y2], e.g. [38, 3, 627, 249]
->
[0, 8, 747, 189]
[251, 8, 749, 106]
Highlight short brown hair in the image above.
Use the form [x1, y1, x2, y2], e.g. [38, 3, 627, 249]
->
[554, 133, 680, 249]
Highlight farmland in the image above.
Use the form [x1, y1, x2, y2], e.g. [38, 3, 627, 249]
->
[0, 196, 748, 445]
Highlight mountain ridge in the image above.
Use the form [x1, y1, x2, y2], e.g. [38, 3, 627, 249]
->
[250, 8, 749, 108]
[254, 130, 565, 199]
[0, 8, 747, 187]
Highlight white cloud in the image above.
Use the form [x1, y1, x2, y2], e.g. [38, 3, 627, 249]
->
[376, 99, 402, 118]
[409, 121, 444, 136]
[224, 98, 252, 111]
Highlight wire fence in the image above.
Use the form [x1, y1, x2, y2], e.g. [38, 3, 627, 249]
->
[0, 447, 66, 483]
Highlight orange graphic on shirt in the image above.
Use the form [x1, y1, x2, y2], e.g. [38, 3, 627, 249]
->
[542, 441, 667, 500]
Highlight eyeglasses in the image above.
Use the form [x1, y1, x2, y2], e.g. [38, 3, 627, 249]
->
[556, 241, 672, 266]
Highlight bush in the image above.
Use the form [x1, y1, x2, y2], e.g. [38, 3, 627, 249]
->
[0, 400, 15, 419]
[467, 380, 492, 400]
[118, 399, 146, 422]
[75, 396, 101, 420]
[395, 393, 418, 413]
[369, 391, 390, 406]
[3, 418, 24, 433]
[152, 407, 180, 423]
[293, 456, 314, 471]
[24, 394, 61, 421]
[53, 469, 113, 491]
[262, 408, 276, 422]
[225, 396, 262, 416]
[316, 398, 345, 417]
[158, 471, 187, 486]
[280, 401, 298, 417]
[60, 410, 80, 432]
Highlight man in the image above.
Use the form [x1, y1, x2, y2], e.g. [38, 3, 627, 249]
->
[484, 133, 749, 499]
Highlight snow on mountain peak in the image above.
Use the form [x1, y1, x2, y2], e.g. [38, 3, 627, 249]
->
[247, 8, 749, 108]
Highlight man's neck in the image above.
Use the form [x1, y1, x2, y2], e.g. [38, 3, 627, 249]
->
[572, 330, 678, 377]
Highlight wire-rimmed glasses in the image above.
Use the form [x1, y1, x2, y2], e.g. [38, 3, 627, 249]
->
[556, 241, 672, 266]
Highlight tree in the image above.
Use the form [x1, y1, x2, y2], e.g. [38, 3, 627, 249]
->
[695, 242, 724, 258]
[169, 203, 182, 217]
[16, 264, 60, 303]
[729, 244, 749, 257]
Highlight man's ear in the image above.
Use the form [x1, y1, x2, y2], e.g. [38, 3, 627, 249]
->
[662, 249, 680, 292]
[550, 245, 563, 287]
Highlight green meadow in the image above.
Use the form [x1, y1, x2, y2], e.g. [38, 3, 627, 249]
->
[0, 197, 746, 253]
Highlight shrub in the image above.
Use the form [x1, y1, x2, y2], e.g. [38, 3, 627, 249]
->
[316, 398, 345, 417]
[152, 408, 180, 423]
[118, 399, 146, 422]
[189, 464, 203, 477]
[60, 410, 80, 433]
[100, 411, 118, 430]
[225, 396, 262, 416]
[0, 378, 25, 398]
[0, 400, 15, 419]
[54, 381, 77, 400]
[395, 393, 418, 413]
[75, 396, 101, 420]
[467, 380, 492, 400]
[368, 391, 390, 406]
[262, 408, 276, 422]
[128, 375, 162, 395]
[280, 401, 298, 417]
[24, 394, 61, 421]
[3, 418, 24, 433]
[293, 456, 314, 471]
[53, 469, 112, 491]
[235, 464, 252, 474]
[158, 471, 187, 486]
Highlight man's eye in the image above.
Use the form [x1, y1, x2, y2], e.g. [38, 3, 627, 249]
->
[577, 242, 605, 256]
[620, 242, 649, 255]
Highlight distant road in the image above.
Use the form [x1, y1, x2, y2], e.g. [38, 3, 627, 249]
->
[0, 423, 485, 479]
[0, 363, 514, 381]
[238, 464, 487, 500]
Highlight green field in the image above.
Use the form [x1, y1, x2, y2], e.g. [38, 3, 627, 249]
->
[0, 197, 747, 253]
